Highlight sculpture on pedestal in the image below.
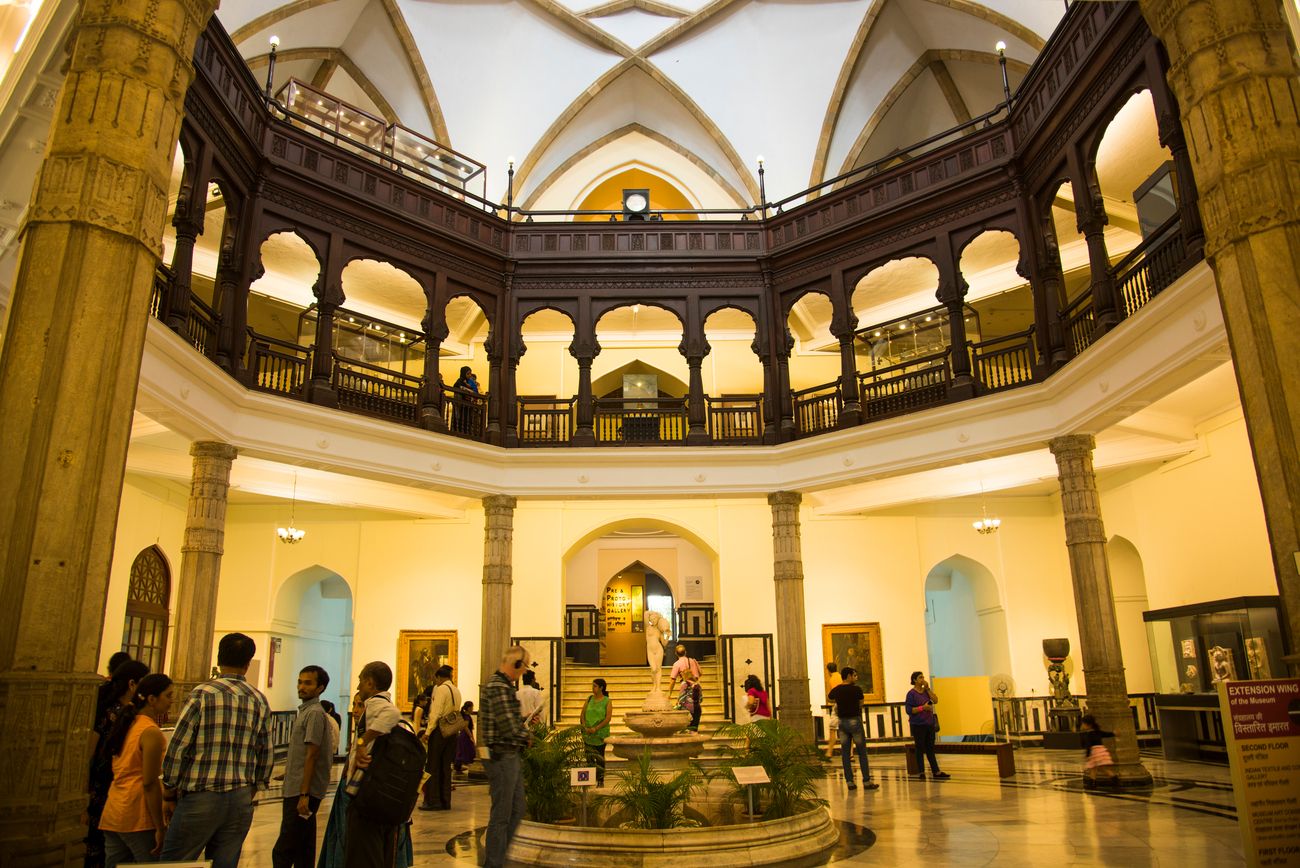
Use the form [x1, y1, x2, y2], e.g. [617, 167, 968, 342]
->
[644, 611, 669, 708]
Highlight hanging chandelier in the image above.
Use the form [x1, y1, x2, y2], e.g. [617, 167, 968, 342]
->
[972, 483, 1001, 534]
[277, 472, 306, 543]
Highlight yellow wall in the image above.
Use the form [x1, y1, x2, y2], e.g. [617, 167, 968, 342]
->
[930, 676, 996, 736]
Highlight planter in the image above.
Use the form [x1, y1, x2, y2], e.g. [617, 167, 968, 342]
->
[508, 806, 839, 867]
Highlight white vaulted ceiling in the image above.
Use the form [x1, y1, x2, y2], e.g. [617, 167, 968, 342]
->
[216, 0, 1060, 209]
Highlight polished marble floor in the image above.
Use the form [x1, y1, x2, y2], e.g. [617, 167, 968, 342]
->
[238, 750, 1244, 866]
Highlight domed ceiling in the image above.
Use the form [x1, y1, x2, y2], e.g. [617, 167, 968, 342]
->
[217, 0, 1061, 209]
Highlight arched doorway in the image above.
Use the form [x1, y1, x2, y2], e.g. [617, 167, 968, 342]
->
[923, 554, 1011, 678]
[272, 565, 354, 712]
[600, 561, 674, 666]
[1107, 535, 1153, 693]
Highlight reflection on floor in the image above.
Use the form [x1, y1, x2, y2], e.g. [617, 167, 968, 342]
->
[239, 750, 1244, 866]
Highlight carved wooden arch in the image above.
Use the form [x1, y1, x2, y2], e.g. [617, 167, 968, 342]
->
[844, 238, 942, 290]
[591, 298, 687, 331]
[337, 247, 433, 296]
[1080, 70, 1162, 175]
[251, 218, 328, 275]
[514, 302, 579, 359]
[951, 218, 1028, 285]
[701, 301, 764, 359]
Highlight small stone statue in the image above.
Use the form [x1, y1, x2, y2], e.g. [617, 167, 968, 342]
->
[645, 611, 669, 698]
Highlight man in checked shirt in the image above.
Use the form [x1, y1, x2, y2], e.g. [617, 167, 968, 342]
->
[480, 644, 533, 868]
[159, 633, 272, 868]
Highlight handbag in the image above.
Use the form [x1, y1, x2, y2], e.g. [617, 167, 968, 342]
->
[436, 684, 469, 737]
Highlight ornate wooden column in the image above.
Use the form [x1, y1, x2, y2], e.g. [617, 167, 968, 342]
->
[1142, 43, 1205, 265]
[767, 492, 814, 743]
[0, 2, 217, 863]
[830, 271, 862, 428]
[169, 442, 238, 697]
[1050, 434, 1152, 787]
[1068, 147, 1121, 331]
[1032, 193, 1072, 368]
[165, 162, 207, 334]
[419, 272, 448, 432]
[306, 234, 344, 408]
[485, 335, 504, 445]
[212, 199, 247, 374]
[1139, 0, 1300, 667]
[480, 495, 517, 688]
[570, 337, 599, 447]
[756, 334, 779, 445]
[682, 329, 710, 445]
[776, 329, 796, 441]
[936, 238, 975, 399]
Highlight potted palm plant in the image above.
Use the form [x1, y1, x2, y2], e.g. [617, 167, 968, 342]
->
[594, 750, 704, 829]
[715, 718, 825, 819]
[520, 724, 587, 824]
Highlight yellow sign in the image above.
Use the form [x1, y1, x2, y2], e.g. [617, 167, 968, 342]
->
[1219, 678, 1300, 867]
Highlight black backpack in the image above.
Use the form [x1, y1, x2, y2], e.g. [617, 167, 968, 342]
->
[351, 720, 424, 824]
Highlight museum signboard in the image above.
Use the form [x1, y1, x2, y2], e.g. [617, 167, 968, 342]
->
[1218, 678, 1300, 867]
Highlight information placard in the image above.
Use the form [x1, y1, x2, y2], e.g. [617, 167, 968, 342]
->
[1219, 678, 1300, 867]
[731, 765, 770, 786]
[570, 767, 599, 787]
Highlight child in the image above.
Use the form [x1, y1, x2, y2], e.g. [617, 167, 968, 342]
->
[1081, 714, 1114, 769]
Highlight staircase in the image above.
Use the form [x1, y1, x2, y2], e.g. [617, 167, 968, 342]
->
[558, 656, 731, 737]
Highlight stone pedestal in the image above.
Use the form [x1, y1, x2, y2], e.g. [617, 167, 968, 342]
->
[0, 2, 218, 863]
[1050, 435, 1151, 788]
[1138, 0, 1300, 668]
[767, 492, 814, 743]
[169, 442, 238, 696]
[480, 495, 517, 688]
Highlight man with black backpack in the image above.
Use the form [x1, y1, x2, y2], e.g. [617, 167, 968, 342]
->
[345, 661, 421, 868]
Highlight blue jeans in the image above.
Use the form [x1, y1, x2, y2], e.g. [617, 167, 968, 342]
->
[104, 829, 156, 866]
[484, 750, 527, 868]
[839, 717, 871, 782]
[159, 787, 255, 868]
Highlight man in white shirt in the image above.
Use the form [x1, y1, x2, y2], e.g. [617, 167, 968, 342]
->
[347, 661, 403, 867]
[419, 665, 462, 811]
[516, 670, 546, 728]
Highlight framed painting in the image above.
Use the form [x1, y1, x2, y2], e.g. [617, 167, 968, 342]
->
[395, 630, 457, 710]
[822, 623, 885, 704]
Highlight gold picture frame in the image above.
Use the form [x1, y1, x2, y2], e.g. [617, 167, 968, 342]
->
[395, 630, 457, 710]
[822, 623, 885, 703]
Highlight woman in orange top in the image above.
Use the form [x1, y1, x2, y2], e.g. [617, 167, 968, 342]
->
[99, 673, 174, 866]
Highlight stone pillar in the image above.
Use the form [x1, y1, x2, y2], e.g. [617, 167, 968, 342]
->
[1049, 434, 1152, 788]
[0, 2, 217, 863]
[767, 492, 814, 743]
[480, 496, 518, 689]
[169, 442, 238, 697]
[1139, 0, 1300, 667]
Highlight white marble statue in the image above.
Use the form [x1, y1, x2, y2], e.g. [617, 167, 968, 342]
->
[644, 611, 669, 706]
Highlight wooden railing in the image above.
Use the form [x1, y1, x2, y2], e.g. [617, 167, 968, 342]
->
[246, 331, 310, 396]
[971, 328, 1037, 393]
[994, 693, 1161, 738]
[184, 295, 218, 357]
[270, 710, 296, 757]
[593, 398, 687, 444]
[443, 385, 487, 439]
[332, 354, 420, 424]
[706, 395, 763, 445]
[1113, 217, 1188, 318]
[151, 266, 171, 319]
[1061, 289, 1097, 357]
[858, 350, 951, 420]
[517, 397, 574, 446]
[792, 381, 841, 437]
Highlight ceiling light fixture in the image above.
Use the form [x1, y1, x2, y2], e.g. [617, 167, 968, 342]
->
[972, 482, 1001, 535]
[277, 472, 306, 544]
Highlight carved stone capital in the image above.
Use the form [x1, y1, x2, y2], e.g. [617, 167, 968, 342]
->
[27, 153, 169, 255]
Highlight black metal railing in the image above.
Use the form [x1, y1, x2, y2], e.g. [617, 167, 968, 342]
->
[706, 395, 763, 444]
[792, 381, 841, 436]
[1113, 216, 1187, 318]
[332, 354, 421, 423]
[994, 693, 1161, 737]
[971, 328, 1037, 393]
[246, 331, 310, 396]
[517, 397, 574, 446]
[443, 385, 487, 439]
[859, 350, 951, 420]
[1061, 290, 1097, 357]
[594, 398, 687, 444]
[270, 710, 295, 756]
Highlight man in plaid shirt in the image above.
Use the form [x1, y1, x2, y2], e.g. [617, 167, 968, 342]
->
[480, 644, 532, 868]
[159, 632, 272, 868]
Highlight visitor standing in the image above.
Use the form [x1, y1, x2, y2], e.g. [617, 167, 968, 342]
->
[272, 666, 337, 868]
[666, 645, 703, 731]
[453, 702, 476, 776]
[580, 679, 613, 785]
[316, 694, 413, 868]
[99, 673, 174, 866]
[675, 668, 702, 731]
[827, 667, 879, 790]
[824, 662, 842, 760]
[160, 633, 273, 868]
[345, 661, 406, 867]
[905, 671, 949, 780]
[517, 670, 546, 727]
[743, 675, 771, 720]
[410, 684, 434, 740]
[480, 646, 533, 868]
[418, 665, 462, 811]
[87, 659, 150, 868]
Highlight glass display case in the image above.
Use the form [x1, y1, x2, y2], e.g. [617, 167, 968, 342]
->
[855, 303, 981, 371]
[1144, 596, 1287, 694]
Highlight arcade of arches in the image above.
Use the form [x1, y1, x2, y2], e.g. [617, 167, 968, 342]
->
[1, 0, 1299, 864]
